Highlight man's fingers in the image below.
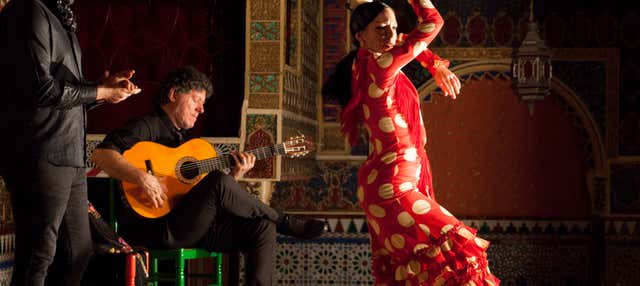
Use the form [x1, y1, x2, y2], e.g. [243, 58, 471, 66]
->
[113, 69, 135, 79]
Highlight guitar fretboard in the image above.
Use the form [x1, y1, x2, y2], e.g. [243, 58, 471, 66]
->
[194, 144, 286, 174]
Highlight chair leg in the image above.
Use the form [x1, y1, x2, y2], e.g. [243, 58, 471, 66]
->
[176, 258, 186, 286]
[216, 254, 223, 286]
[151, 258, 159, 286]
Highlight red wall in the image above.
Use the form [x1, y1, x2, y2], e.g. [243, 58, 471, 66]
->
[423, 75, 590, 218]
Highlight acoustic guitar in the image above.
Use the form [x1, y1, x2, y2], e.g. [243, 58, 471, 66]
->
[121, 135, 312, 218]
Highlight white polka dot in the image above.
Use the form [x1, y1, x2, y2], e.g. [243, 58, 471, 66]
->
[440, 224, 454, 235]
[369, 219, 380, 234]
[378, 183, 394, 199]
[381, 152, 397, 164]
[418, 22, 436, 33]
[458, 228, 474, 240]
[394, 114, 408, 128]
[394, 166, 399, 175]
[378, 117, 395, 133]
[397, 212, 415, 227]
[395, 264, 408, 281]
[374, 249, 389, 256]
[357, 186, 364, 202]
[419, 0, 435, 8]
[391, 234, 405, 249]
[367, 169, 378, 184]
[474, 237, 489, 248]
[368, 82, 384, 98]
[404, 148, 417, 161]
[415, 165, 422, 179]
[440, 238, 452, 252]
[386, 95, 394, 108]
[375, 139, 383, 154]
[384, 238, 394, 252]
[377, 53, 393, 68]
[418, 271, 429, 283]
[408, 260, 421, 274]
[413, 41, 428, 57]
[368, 142, 374, 154]
[368, 204, 386, 218]
[412, 200, 431, 214]
[362, 104, 370, 119]
[413, 243, 429, 254]
[419, 224, 431, 236]
[399, 182, 414, 192]
[440, 206, 453, 216]
[426, 246, 441, 258]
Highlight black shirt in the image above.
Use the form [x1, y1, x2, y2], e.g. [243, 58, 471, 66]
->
[97, 107, 190, 154]
[96, 107, 191, 248]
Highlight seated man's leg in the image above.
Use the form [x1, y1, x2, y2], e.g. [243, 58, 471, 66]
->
[198, 214, 276, 286]
[166, 171, 325, 246]
[164, 171, 279, 246]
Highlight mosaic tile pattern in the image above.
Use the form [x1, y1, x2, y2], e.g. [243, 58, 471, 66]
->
[606, 240, 640, 285]
[0, 234, 14, 284]
[235, 218, 640, 286]
[250, 42, 280, 72]
[251, 21, 280, 41]
[250, 73, 279, 93]
[250, 0, 280, 21]
[245, 114, 278, 179]
[272, 160, 361, 211]
[249, 93, 280, 109]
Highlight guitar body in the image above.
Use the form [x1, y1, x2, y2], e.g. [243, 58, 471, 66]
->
[121, 138, 217, 218]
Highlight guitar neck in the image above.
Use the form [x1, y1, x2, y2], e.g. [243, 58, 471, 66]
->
[197, 143, 285, 174]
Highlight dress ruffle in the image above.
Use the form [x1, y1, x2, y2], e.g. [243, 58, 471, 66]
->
[371, 224, 500, 286]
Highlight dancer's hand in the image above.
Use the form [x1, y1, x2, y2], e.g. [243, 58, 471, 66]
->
[433, 65, 461, 99]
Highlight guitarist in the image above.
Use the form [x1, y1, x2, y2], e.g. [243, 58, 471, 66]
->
[91, 66, 326, 286]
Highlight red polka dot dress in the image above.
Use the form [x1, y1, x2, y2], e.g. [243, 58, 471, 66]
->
[340, 1, 500, 285]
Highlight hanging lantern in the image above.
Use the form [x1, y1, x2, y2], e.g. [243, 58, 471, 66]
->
[513, 0, 552, 114]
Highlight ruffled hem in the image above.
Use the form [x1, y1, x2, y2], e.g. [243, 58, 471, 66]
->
[372, 224, 500, 286]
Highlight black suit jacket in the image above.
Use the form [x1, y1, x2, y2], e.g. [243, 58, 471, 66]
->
[0, 0, 97, 172]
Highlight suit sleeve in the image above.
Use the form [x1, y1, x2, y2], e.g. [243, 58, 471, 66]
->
[27, 3, 97, 110]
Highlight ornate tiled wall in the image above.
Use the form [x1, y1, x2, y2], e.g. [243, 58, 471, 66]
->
[309, 1, 639, 285]
[246, 0, 320, 182]
[0, 176, 13, 284]
[235, 218, 640, 285]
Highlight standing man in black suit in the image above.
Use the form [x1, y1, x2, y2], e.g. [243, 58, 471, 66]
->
[0, 1, 140, 285]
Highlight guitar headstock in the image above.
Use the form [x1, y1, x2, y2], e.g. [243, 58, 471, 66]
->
[283, 135, 314, 158]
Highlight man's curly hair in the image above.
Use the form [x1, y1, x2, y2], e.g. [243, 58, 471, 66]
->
[155, 66, 213, 107]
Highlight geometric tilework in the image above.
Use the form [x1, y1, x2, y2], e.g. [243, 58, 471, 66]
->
[0, 233, 14, 284]
[250, 74, 279, 93]
[236, 218, 640, 286]
[244, 114, 277, 178]
[251, 22, 280, 41]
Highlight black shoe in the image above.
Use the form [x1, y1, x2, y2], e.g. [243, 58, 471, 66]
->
[276, 214, 327, 239]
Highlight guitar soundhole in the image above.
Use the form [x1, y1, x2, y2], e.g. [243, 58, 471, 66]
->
[179, 161, 200, 180]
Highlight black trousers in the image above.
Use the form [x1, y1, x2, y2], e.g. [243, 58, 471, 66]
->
[120, 171, 279, 286]
[5, 159, 93, 286]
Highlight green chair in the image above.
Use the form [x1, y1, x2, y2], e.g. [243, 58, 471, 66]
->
[148, 248, 222, 286]
[101, 179, 223, 286]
